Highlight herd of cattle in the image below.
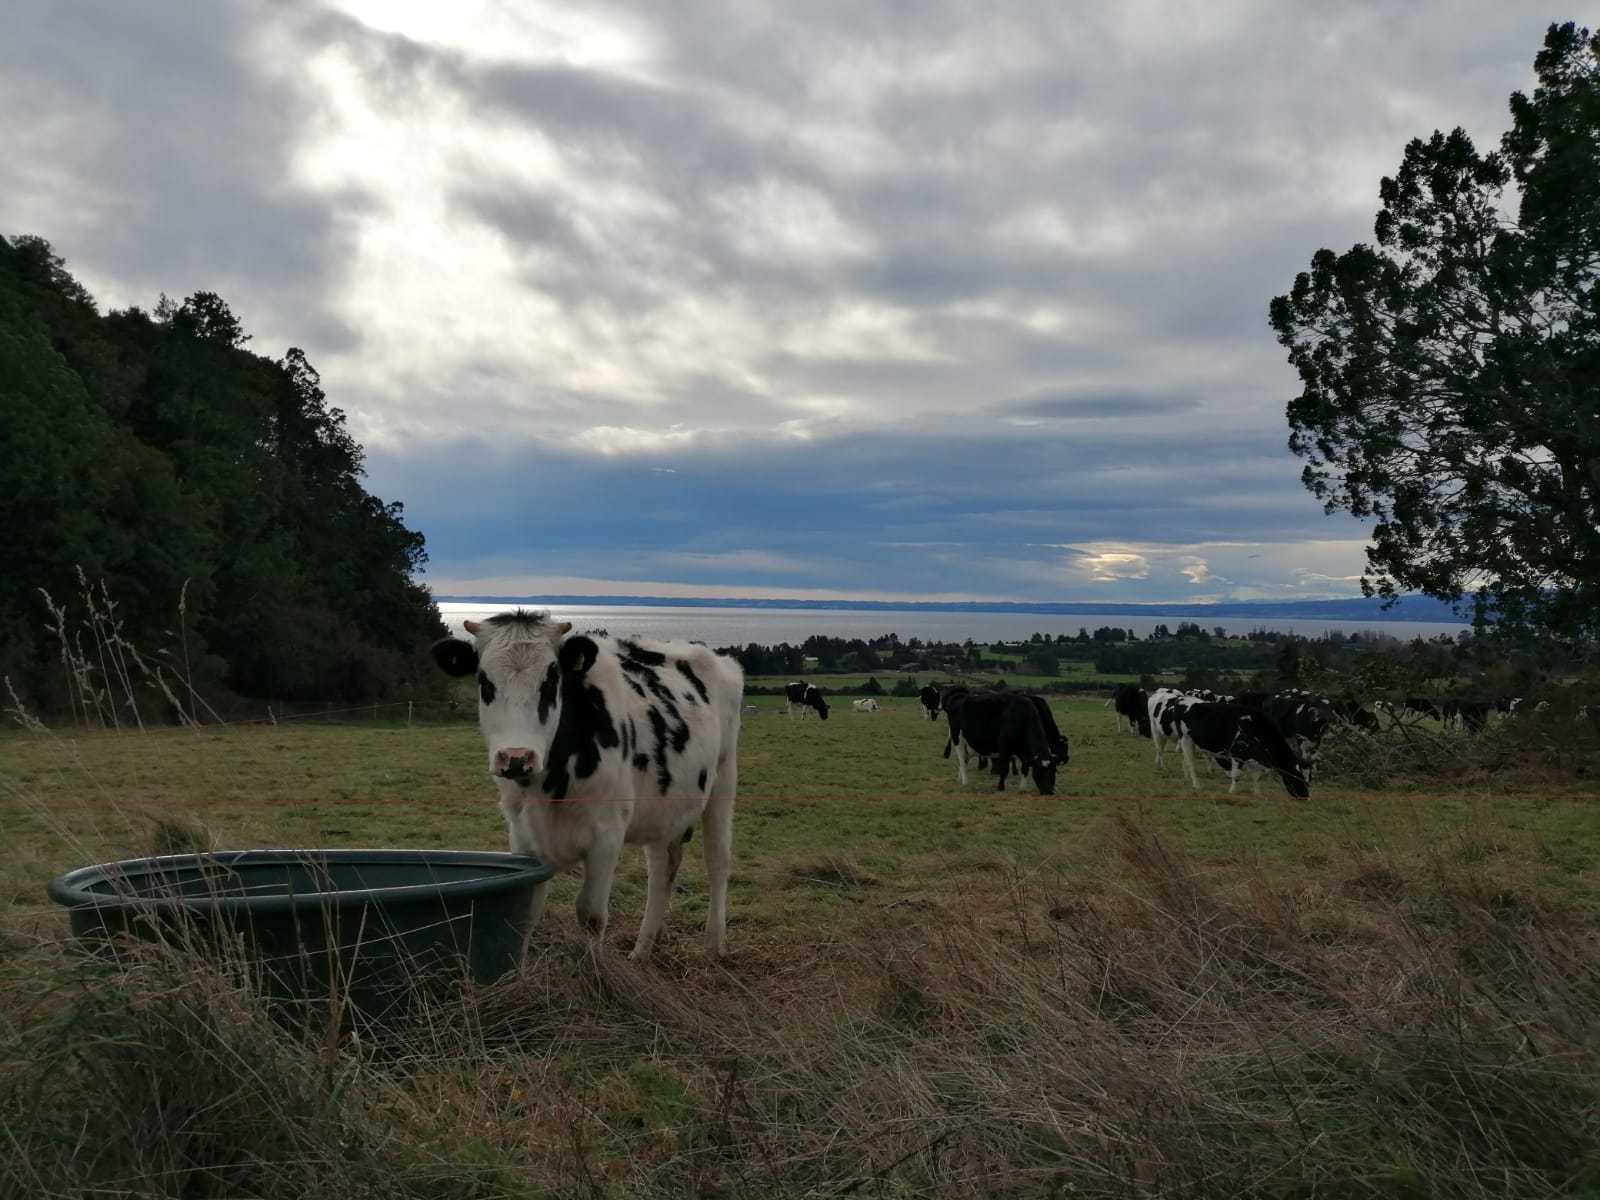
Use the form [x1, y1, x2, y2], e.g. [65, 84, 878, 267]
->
[431, 613, 1587, 959]
[784, 677, 1584, 802]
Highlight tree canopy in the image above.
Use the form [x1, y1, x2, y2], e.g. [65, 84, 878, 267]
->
[1269, 22, 1600, 644]
[0, 234, 447, 712]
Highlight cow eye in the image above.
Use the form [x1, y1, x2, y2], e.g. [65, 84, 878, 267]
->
[478, 671, 497, 705]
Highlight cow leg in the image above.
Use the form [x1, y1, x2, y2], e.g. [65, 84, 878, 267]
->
[576, 835, 624, 951]
[956, 738, 970, 785]
[1228, 759, 1240, 794]
[1179, 736, 1201, 791]
[994, 753, 1009, 792]
[702, 757, 737, 957]
[629, 839, 681, 960]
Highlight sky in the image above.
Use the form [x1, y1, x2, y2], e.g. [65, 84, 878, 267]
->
[1, 2, 1555, 604]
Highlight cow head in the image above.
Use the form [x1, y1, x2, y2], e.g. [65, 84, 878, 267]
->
[431, 612, 575, 785]
[1027, 755, 1057, 795]
[810, 688, 830, 720]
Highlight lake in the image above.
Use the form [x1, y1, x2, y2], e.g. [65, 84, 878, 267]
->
[435, 602, 1470, 646]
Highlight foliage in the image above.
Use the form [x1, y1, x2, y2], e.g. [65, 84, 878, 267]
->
[1270, 23, 1600, 644]
[0, 235, 446, 709]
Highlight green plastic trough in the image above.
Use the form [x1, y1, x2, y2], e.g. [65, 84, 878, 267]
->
[48, 848, 556, 1023]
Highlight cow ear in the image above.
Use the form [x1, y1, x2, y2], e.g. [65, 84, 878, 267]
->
[553, 621, 573, 637]
[432, 637, 479, 677]
[463, 619, 482, 635]
[558, 634, 599, 676]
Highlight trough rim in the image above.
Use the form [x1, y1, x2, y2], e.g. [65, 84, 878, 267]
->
[46, 847, 556, 917]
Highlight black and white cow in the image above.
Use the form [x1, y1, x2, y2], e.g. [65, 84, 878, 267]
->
[1259, 689, 1333, 775]
[1169, 701, 1310, 798]
[784, 681, 830, 721]
[851, 698, 880, 713]
[1108, 683, 1150, 736]
[1148, 687, 1199, 768]
[918, 684, 943, 721]
[942, 691, 1058, 793]
[432, 611, 744, 959]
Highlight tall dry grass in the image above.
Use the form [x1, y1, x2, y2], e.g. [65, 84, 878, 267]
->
[9, 819, 1594, 1198]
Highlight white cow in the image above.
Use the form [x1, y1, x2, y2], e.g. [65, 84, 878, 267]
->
[432, 611, 743, 959]
[851, 698, 880, 713]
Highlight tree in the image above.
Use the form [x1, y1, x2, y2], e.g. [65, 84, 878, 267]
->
[1269, 23, 1600, 644]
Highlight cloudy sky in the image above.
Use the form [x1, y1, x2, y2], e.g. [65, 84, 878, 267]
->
[3, 2, 1553, 603]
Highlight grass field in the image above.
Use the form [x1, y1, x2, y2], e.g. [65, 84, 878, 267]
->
[4, 699, 1600, 1196]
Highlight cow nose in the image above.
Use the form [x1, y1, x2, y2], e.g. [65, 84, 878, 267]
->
[494, 747, 539, 780]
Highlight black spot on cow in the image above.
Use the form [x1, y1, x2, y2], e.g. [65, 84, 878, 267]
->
[624, 676, 646, 698]
[677, 660, 711, 704]
[633, 752, 650, 772]
[542, 650, 619, 799]
[477, 670, 497, 705]
[537, 662, 558, 723]
[431, 637, 479, 677]
[647, 706, 675, 795]
[618, 639, 667, 667]
[697, 768, 708, 791]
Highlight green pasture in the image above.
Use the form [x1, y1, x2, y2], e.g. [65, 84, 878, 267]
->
[6, 695, 1599, 947]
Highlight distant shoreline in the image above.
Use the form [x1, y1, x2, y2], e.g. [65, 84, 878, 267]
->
[433, 593, 1471, 625]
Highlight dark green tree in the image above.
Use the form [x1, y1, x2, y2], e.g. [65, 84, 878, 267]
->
[0, 235, 446, 711]
[1269, 23, 1600, 643]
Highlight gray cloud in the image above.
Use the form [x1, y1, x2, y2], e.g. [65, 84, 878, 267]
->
[1, 0, 1556, 600]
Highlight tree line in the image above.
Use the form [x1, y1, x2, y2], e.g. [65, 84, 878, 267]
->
[0, 235, 446, 715]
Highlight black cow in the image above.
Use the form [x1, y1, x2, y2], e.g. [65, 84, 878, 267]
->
[1456, 700, 1491, 733]
[1108, 683, 1150, 736]
[1401, 697, 1442, 722]
[784, 681, 829, 721]
[1330, 697, 1379, 731]
[918, 684, 943, 722]
[1170, 701, 1310, 798]
[942, 691, 1058, 794]
[1024, 694, 1071, 764]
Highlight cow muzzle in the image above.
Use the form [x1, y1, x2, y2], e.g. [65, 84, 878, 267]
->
[494, 747, 541, 784]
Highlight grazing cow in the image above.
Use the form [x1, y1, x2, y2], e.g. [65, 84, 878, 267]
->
[431, 611, 743, 959]
[1025, 694, 1070, 766]
[942, 691, 1058, 793]
[1455, 700, 1491, 733]
[784, 681, 830, 721]
[1260, 690, 1333, 775]
[1402, 697, 1442, 722]
[1170, 702, 1310, 798]
[1330, 698, 1379, 731]
[851, 698, 880, 713]
[1108, 683, 1150, 736]
[918, 685, 943, 721]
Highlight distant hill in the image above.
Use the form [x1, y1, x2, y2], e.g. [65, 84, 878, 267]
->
[435, 593, 1471, 625]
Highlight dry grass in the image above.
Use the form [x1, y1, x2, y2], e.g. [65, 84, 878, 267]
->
[5, 819, 1598, 1199]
